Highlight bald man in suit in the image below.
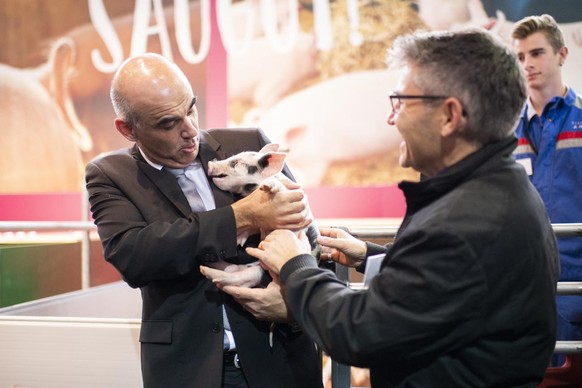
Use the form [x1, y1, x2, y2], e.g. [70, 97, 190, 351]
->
[85, 53, 322, 388]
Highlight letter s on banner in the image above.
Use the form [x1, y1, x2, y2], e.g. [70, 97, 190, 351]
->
[89, 0, 124, 73]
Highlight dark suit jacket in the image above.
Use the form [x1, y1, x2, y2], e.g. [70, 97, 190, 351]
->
[86, 128, 322, 388]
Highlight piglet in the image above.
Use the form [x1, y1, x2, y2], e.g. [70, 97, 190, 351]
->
[208, 143, 316, 246]
[208, 143, 288, 199]
[205, 143, 319, 288]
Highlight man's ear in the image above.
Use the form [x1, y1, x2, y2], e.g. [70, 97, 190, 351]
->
[558, 46, 568, 66]
[441, 97, 465, 137]
[115, 118, 137, 142]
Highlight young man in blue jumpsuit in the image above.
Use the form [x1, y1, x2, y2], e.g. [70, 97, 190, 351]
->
[512, 14, 582, 365]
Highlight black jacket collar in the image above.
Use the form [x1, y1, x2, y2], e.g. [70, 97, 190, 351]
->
[399, 136, 518, 215]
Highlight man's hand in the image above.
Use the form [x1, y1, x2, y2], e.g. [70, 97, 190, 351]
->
[200, 262, 263, 288]
[246, 230, 311, 275]
[317, 227, 367, 268]
[222, 277, 292, 323]
[232, 179, 311, 236]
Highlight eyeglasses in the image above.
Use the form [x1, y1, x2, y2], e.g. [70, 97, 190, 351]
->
[389, 93, 448, 114]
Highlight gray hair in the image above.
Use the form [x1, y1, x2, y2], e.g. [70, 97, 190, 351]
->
[387, 29, 527, 144]
[110, 85, 140, 130]
[109, 58, 139, 128]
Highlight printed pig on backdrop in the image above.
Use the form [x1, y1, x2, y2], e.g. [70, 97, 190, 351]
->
[205, 143, 320, 287]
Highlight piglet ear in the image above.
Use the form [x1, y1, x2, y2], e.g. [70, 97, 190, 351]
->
[258, 152, 287, 177]
[259, 143, 280, 153]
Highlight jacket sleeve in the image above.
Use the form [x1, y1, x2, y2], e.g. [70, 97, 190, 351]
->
[279, 227, 487, 368]
[85, 159, 240, 288]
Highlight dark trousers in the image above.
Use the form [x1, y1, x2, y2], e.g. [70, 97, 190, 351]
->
[223, 353, 249, 388]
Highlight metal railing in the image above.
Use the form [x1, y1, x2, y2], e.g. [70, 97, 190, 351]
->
[341, 223, 582, 238]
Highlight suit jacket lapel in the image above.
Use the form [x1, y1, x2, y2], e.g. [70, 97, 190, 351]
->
[198, 131, 235, 209]
[131, 134, 236, 215]
[131, 146, 193, 217]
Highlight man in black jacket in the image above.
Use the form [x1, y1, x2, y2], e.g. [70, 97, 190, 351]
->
[230, 30, 559, 387]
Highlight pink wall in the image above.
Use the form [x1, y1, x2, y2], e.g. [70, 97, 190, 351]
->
[0, 187, 406, 221]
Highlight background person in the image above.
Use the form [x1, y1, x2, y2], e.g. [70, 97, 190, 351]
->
[219, 30, 560, 387]
[85, 53, 322, 388]
[512, 14, 582, 366]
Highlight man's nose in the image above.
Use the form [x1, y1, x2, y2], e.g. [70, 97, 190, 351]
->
[182, 118, 199, 138]
[387, 110, 396, 126]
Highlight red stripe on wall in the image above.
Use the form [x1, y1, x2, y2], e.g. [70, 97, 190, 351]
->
[305, 186, 406, 218]
[0, 186, 407, 221]
[0, 193, 83, 221]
